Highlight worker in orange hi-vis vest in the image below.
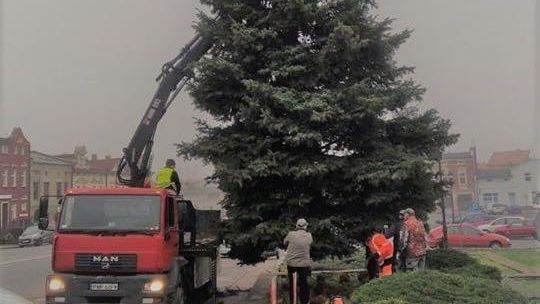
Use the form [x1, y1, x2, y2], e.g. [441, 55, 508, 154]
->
[367, 228, 394, 277]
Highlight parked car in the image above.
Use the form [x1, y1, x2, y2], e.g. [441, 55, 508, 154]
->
[460, 213, 497, 227]
[487, 203, 508, 215]
[18, 225, 53, 247]
[428, 224, 511, 249]
[492, 219, 537, 239]
[478, 217, 526, 233]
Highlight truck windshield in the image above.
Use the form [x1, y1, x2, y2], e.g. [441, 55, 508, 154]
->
[59, 195, 161, 233]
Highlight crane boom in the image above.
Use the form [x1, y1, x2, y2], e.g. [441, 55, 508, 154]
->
[117, 33, 213, 187]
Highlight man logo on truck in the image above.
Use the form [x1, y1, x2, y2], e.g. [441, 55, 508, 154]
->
[92, 256, 120, 263]
[92, 255, 120, 270]
[93, 256, 119, 270]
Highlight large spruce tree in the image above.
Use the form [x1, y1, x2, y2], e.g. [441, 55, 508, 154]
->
[179, 0, 457, 264]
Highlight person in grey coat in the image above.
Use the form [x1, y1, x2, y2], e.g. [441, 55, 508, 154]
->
[284, 218, 313, 304]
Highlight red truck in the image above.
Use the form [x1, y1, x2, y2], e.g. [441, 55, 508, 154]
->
[38, 188, 220, 304]
[37, 10, 222, 304]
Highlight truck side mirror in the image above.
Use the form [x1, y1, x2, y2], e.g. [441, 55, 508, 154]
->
[38, 197, 49, 230]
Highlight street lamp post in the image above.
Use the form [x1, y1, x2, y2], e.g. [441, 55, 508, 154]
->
[437, 160, 449, 249]
[447, 174, 455, 223]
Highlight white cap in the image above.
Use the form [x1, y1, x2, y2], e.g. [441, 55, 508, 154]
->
[296, 218, 308, 229]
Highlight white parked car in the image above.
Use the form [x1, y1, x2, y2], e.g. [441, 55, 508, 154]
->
[478, 217, 525, 233]
[486, 203, 508, 215]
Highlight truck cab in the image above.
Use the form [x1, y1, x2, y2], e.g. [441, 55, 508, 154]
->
[39, 187, 219, 304]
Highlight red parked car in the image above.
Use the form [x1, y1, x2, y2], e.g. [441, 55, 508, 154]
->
[492, 218, 537, 239]
[460, 213, 498, 227]
[428, 224, 511, 249]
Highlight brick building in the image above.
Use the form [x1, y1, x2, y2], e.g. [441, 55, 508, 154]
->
[440, 147, 479, 217]
[0, 128, 31, 233]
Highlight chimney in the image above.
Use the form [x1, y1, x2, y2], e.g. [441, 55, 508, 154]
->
[91, 154, 97, 161]
[105, 155, 111, 160]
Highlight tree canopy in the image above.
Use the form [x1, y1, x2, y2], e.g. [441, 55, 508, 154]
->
[179, 0, 457, 264]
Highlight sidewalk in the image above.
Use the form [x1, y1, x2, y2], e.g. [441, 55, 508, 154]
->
[0, 287, 32, 304]
[0, 244, 19, 250]
[219, 257, 281, 304]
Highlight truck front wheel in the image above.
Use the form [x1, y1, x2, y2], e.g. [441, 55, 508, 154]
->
[169, 286, 186, 304]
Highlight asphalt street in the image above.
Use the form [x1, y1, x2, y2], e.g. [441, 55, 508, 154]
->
[0, 245, 52, 303]
[0, 244, 281, 303]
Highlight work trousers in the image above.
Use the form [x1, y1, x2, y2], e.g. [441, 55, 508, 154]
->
[287, 266, 310, 304]
[405, 254, 426, 271]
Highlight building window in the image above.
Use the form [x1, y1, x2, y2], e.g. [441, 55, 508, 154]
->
[33, 182, 40, 200]
[458, 172, 467, 185]
[11, 204, 17, 220]
[20, 170, 26, 188]
[0, 169, 7, 187]
[483, 193, 499, 204]
[525, 173, 532, 181]
[64, 182, 70, 192]
[21, 203, 27, 212]
[11, 169, 17, 187]
[43, 182, 50, 196]
[1, 145, 7, 154]
[508, 192, 516, 205]
[56, 182, 63, 196]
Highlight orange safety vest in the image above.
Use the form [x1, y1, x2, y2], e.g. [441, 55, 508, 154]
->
[368, 233, 394, 277]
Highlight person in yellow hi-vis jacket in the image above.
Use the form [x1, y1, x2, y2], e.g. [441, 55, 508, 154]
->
[155, 159, 182, 195]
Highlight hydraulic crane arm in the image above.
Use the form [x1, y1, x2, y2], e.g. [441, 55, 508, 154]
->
[117, 33, 213, 187]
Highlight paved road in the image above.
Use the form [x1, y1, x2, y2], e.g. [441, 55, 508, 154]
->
[0, 245, 52, 303]
[510, 238, 539, 249]
[0, 245, 279, 303]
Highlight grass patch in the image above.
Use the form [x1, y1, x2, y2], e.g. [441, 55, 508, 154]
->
[497, 249, 540, 269]
[426, 249, 502, 281]
[504, 278, 540, 301]
[468, 251, 520, 275]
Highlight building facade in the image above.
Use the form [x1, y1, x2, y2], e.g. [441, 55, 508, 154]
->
[56, 146, 120, 188]
[0, 128, 31, 232]
[440, 147, 478, 216]
[478, 150, 540, 207]
[30, 151, 73, 221]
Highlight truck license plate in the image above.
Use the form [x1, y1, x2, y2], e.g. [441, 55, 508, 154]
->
[90, 283, 118, 291]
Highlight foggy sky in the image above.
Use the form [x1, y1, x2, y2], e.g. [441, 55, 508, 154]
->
[1, 0, 537, 180]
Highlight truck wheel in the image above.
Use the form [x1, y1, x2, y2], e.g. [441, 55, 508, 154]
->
[170, 286, 186, 304]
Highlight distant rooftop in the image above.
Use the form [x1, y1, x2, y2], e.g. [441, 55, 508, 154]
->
[89, 157, 121, 173]
[31, 151, 72, 166]
[442, 152, 472, 160]
[487, 149, 529, 167]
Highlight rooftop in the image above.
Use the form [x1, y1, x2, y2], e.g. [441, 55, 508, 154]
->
[90, 158, 121, 173]
[31, 151, 72, 166]
[442, 152, 472, 160]
[487, 149, 529, 167]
